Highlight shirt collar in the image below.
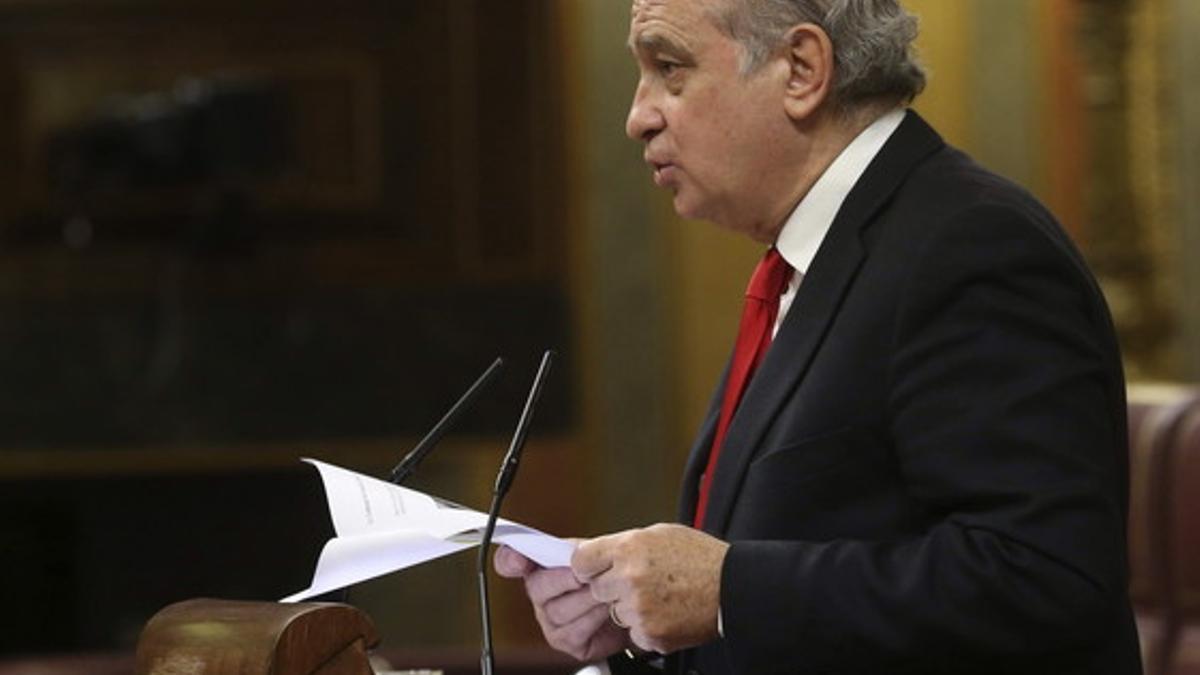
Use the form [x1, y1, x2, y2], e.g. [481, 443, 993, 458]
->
[775, 108, 907, 275]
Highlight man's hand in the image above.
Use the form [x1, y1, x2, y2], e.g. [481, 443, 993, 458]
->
[494, 545, 630, 661]
[571, 523, 730, 654]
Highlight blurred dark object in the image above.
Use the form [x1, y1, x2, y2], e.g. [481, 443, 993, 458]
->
[0, 287, 572, 447]
[48, 77, 292, 194]
[41, 77, 292, 257]
[0, 470, 334, 656]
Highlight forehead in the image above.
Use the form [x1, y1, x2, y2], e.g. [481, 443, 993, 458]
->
[628, 0, 723, 49]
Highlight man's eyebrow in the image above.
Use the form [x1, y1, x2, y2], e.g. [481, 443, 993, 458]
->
[627, 32, 691, 61]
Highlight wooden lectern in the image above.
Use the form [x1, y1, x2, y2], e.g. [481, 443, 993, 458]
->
[136, 599, 380, 675]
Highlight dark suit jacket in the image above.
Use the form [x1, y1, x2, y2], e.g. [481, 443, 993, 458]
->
[616, 111, 1141, 675]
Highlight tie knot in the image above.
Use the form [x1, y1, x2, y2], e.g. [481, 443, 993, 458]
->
[746, 247, 793, 301]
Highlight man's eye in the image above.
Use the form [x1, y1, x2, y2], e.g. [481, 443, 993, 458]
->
[657, 60, 681, 75]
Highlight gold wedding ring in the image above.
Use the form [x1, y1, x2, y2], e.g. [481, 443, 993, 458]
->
[609, 602, 629, 629]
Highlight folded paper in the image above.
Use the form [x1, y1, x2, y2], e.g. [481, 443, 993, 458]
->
[282, 458, 574, 602]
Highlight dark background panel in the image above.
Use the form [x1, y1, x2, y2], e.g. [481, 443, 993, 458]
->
[0, 285, 572, 447]
[0, 0, 573, 658]
[0, 469, 333, 653]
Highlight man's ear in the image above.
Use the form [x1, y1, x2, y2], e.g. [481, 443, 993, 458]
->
[782, 23, 834, 120]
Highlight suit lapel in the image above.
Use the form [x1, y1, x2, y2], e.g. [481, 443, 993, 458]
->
[700, 111, 945, 535]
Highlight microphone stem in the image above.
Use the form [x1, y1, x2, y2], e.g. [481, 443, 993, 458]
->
[478, 490, 502, 675]
[476, 350, 554, 675]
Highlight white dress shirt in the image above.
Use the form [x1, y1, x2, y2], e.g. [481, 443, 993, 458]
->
[772, 108, 907, 336]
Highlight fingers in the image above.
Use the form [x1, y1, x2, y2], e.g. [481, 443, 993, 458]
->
[541, 585, 605, 626]
[493, 545, 538, 578]
[566, 524, 730, 654]
[571, 532, 620, 581]
[524, 565, 584, 605]
[539, 601, 628, 662]
[572, 532, 636, 606]
[537, 592, 607, 637]
[584, 568, 624, 605]
[499, 540, 633, 662]
[526, 570, 629, 662]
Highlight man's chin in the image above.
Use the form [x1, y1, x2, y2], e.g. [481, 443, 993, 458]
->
[671, 192, 706, 222]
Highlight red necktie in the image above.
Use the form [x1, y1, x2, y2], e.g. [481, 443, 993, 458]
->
[693, 247, 793, 527]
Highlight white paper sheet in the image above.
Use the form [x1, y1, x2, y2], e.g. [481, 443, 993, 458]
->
[281, 458, 574, 602]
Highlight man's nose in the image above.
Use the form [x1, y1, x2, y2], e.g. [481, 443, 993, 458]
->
[626, 81, 664, 142]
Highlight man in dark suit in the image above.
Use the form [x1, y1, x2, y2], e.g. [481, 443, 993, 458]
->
[496, 0, 1141, 673]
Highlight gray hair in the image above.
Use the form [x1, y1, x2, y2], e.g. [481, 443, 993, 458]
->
[711, 0, 926, 111]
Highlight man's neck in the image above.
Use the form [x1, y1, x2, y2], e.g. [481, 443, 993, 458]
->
[751, 107, 889, 244]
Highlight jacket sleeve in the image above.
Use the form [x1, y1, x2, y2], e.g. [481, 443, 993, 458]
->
[718, 205, 1129, 672]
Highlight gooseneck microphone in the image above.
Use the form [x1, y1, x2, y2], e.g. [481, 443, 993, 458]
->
[388, 357, 505, 485]
[478, 350, 555, 675]
[320, 357, 504, 605]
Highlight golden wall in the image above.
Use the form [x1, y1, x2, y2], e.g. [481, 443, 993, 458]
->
[564, 0, 1200, 479]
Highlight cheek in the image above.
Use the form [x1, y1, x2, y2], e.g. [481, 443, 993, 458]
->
[692, 92, 742, 142]
[675, 105, 744, 175]
[692, 128, 750, 199]
[700, 95, 781, 176]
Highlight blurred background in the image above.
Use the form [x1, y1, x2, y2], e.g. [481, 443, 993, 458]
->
[0, 0, 1198, 671]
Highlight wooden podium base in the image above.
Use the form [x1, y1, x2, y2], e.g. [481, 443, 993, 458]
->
[136, 599, 380, 675]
